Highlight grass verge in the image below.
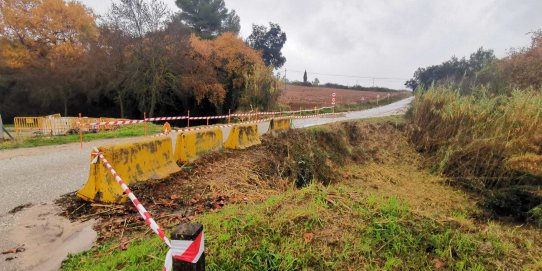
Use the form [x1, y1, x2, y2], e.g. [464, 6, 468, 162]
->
[62, 183, 522, 271]
[0, 124, 162, 150]
[60, 117, 542, 270]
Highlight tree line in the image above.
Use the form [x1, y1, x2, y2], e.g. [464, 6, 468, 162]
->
[405, 30, 542, 94]
[0, 0, 288, 122]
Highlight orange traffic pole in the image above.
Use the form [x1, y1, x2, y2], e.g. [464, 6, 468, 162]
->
[144, 112, 147, 137]
[79, 113, 83, 150]
[206, 117, 209, 126]
[187, 110, 190, 128]
[228, 109, 231, 124]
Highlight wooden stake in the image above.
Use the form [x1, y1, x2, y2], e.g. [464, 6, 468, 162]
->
[79, 113, 83, 150]
[228, 109, 231, 124]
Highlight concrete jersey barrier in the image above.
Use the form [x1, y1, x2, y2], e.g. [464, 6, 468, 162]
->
[224, 124, 261, 150]
[77, 137, 181, 203]
[269, 118, 292, 133]
[174, 128, 223, 163]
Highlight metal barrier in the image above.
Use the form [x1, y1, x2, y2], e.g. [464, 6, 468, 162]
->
[14, 115, 127, 137]
[14, 117, 50, 136]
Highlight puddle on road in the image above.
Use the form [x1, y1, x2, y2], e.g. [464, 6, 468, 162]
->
[0, 203, 96, 271]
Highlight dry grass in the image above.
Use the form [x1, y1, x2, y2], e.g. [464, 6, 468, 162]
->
[61, 117, 542, 271]
[408, 87, 542, 225]
[409, 87, 542, 184]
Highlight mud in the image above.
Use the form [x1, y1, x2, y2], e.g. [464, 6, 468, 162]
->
[0, 203, 96, 271]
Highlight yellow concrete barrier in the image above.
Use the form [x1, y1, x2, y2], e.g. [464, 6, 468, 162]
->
[77, 137, 180, 203]
[224, 124, 261, 150]
[269, 118, 291, 133]
[174, 128, 223, 163]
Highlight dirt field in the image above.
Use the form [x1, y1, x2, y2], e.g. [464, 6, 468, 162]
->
[279, 85, 404, 109]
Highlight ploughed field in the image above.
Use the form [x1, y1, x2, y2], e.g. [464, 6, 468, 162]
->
[278, 84, 404, 109]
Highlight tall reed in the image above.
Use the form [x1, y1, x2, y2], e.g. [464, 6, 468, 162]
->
[409, 86, 542, 188]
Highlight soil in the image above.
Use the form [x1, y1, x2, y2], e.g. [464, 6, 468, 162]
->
[57, 144, 291, 242]
[0, 203, 96, 271]
[279, 84, 403, 109]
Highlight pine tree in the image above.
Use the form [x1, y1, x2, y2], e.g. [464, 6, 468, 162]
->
[303, 70, 308, 83]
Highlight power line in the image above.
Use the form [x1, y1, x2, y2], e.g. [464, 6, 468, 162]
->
[286, 69, 409, 82]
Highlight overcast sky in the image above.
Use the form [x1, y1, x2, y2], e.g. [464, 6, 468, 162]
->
[80, 0, 542, 89]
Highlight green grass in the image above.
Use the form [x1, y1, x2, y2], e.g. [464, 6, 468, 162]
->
[60, 117, 541, 270]
[0, 124, 162, 150]
[62, 183, 507, 271]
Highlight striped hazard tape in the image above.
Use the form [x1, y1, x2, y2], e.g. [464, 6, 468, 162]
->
[89, 106, 336, 127]
[188, 115, 228, 120]
[91, 148, 170, 245]
[93, 119, 146, 126]
[145, 116, 188, 122]
[151, 113, 342, 138]
[90, 148, 204, 270]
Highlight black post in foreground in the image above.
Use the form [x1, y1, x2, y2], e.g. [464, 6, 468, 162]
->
[171, 223, 205, 271]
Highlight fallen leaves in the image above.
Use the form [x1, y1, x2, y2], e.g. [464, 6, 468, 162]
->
[432, 259, 446, 269]
[303, 232, 314, 244]
[2, 247, 25, 254]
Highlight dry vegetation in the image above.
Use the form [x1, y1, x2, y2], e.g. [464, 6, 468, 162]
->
[60, 117, 541, 270]
[408, 87, 542, 226]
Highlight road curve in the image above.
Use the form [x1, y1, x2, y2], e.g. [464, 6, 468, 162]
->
[0, 97, 413, 216]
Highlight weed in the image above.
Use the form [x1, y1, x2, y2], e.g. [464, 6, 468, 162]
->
[408, 86, 542, 223]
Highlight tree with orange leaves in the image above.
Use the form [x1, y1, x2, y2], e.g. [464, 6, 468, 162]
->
[188, 32, 280, 112]
[0, 0, 98, 115]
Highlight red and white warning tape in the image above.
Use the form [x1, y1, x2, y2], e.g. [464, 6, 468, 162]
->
[188, 115, 228, 120]
[91, 148, 204, 270]
[145, 116, 188, 122]
[91, 149, 170, 245]
[164, 231, 204, 268]
[88, 106, 336, 127]
[151, 113, 341, 138]
[86, 110, 341, 267]
[93, 119, 146, 126]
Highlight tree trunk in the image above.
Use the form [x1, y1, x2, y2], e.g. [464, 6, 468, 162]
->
[119, 94, 125, 118]
[0, 113, 3, 140]
[149, 87, 156, 118]
[63, 96, 68, 116]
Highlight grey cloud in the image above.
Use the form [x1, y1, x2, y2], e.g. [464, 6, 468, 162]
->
[81, 0, 542, 89]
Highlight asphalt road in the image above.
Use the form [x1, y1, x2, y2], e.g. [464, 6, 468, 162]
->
[0, 97, 413, 216]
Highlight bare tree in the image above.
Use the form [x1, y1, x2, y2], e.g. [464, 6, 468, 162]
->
[102, 0, 172, 116]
